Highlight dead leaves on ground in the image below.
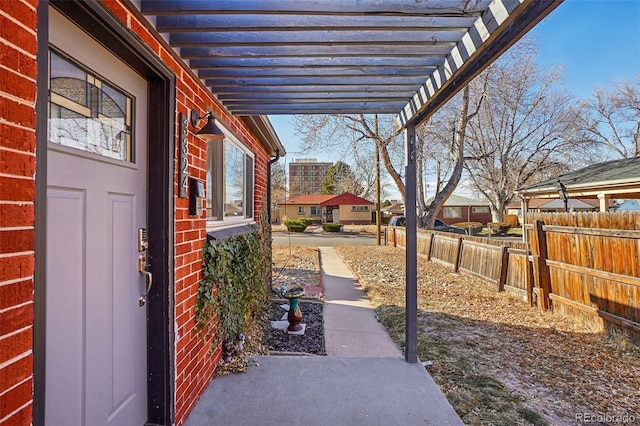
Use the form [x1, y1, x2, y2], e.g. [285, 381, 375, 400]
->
[272, 245, 321, 297]
[334, 246, 640, 425]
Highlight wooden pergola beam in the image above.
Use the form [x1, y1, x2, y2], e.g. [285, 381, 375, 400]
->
[396, 0, 563, 128]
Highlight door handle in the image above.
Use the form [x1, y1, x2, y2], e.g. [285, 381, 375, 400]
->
[137, 228, 152, 306]
[139, 270, 153, 307]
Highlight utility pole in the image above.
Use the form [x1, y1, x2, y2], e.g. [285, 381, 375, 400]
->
[374, 115, 381, 245]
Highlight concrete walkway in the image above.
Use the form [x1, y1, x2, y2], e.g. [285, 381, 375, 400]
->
[185, 247, 463, 426]
[320, 246, 402, 357]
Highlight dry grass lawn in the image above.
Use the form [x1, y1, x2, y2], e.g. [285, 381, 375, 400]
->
[333, 246, 640, 426]
[271, 245, 321, 297]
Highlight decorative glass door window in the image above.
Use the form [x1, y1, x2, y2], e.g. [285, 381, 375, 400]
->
[48, 49, 134, 162]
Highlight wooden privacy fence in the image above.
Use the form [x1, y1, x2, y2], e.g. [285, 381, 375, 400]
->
[387, 212, 640, 342]
[526, 212, 640, 342]
[386, 227, 530, 301]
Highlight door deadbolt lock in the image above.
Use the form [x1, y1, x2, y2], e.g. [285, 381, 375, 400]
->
[138, 228, 148, 252]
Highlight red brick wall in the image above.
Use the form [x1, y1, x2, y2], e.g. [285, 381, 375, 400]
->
[0, 0, 37, 424]
[437, 208, 493, 225]
[0, 1, 272, 425]
[100, 2, 271, 425]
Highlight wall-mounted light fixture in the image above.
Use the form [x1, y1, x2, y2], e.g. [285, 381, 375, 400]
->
[557, 180, 569, 212]
[190, 110, 225, 141]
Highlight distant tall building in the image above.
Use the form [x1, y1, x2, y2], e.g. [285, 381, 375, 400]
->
[288, 158, 333, 196]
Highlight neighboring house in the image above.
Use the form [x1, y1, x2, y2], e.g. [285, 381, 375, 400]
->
[322, 192, 375, 224]
[426, 194, 493, 225]
[516, 156, 640, 212]
[279, 192, 374, 224]
[506, 199, 547, 216]
[507, 198, 600, 216]
[382, 200, 405, 215]
[1, 3, 284, 426]
[279, 194, 333, 222]
[381, 200, 405, 224]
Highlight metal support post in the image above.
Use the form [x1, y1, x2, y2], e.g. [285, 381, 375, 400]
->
[404, 123, 418, 363]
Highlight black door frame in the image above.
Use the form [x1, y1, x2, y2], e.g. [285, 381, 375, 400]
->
[34, 1, 176, 424]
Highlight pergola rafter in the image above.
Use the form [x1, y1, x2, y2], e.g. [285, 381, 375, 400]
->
[140, 0, 561, 124]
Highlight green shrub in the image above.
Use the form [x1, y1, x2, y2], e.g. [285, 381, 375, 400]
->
[299, 217, 314, 226]
[323, 223, 343, 232]
[285, 219, 307, 232]
[195, 222, 270, 352]
[487, 222, 511, 235]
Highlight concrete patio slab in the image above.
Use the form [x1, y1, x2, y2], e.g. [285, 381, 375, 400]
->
[184, 356, 463, 426]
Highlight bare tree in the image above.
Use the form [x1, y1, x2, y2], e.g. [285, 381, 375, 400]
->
[418, 85, 483, 228]
[578, 77, 640, 159]
[347, 142, 390, 200]
[293, 97, 480, 228]
[322, 161, 364, 195]
[270, 160, 287, 214]
[294, 114, 406, 199]
[463, 43, 583, 221]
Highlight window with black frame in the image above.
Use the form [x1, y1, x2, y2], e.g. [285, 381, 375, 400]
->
[206, 135, 254, 224]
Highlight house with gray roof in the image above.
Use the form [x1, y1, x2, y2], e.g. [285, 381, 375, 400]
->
[515, 156, 640, 212]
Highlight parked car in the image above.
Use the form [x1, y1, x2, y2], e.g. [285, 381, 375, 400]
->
[388, 215, 467, 235]
[388, 215, 406, 227]
[434, 219, 467, 234]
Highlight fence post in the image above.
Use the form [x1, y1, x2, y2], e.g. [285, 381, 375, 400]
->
[531, 220, 551, 310]
[392, 227, 397, 247]
[453, 236, 463, 273]
[497, 245, 509, 292]
[426, 233, 433, 260]
[526, 253, 534, 306]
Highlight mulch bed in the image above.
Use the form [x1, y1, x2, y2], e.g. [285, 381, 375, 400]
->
[261, 299, 325, 355]
[264, 245, 325, 355]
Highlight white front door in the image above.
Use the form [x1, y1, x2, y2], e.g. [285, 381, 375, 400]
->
[45, 9, 148, 425]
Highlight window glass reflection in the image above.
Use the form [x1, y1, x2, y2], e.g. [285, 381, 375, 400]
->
[48, 50, 133, 162]
[224, 141, 245, 217]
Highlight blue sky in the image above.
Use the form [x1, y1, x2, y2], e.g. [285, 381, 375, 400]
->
[270, 0, 640, 162]
[534, 0, 640, 98]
